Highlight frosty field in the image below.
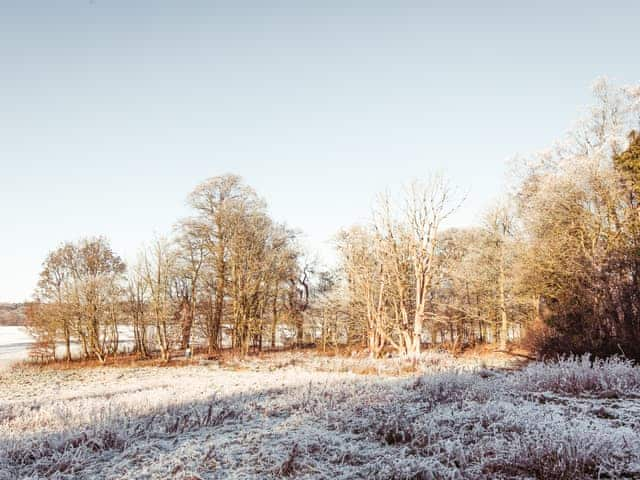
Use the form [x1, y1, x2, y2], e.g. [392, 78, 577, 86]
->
[0, 326, 136, 371]
[1, 353, 640, 479]
[0, 327, 33, 372]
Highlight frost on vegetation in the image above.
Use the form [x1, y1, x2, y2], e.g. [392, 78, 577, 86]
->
[511, 354, 640, 395]
[1, 354, 639, 479]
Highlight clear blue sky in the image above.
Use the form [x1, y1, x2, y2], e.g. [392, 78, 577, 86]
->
[1, 1, 639, 302]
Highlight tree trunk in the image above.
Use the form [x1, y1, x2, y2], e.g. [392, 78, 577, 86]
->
[499, 258, 508, 350]
[296, 314, 304, 347]
[64, 323, 71, 362]
[180, 297, 194, 349]
[271, 294, 278, 349]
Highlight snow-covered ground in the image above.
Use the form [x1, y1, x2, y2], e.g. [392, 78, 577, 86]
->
[0, 326, 136, 371]
[0, 326, 33, 371]
[1, 353, 639, 479]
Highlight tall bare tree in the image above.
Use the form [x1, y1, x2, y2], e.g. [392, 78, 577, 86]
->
[139, 237, 177, 362]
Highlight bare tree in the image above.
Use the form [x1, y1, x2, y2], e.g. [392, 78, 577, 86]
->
[375, 176, 460, 357]
[174, 225, 208, 349]
[32, 237, 125, 363]
[139, 237, 177, 362]
[184, 174, 263, 353]
[335, 226, 387, 357]
[482, 203, 515, 350]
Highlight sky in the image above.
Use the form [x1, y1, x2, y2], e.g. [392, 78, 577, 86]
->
[1, 1, 640, 302]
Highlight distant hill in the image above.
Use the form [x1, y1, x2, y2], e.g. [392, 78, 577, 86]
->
[0, 303, 26, 326]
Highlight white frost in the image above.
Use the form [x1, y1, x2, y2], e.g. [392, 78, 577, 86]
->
[0, 353, 639, 479]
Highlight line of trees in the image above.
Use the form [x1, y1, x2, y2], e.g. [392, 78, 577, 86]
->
[28, 175, 313, 362]
[333, 182, 528, 358]
[515, 79, 640, 358]
[333, 78, 640, 359]
[27, 78, 640, 361]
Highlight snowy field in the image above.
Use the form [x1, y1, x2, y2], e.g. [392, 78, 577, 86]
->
[1, 353, 640, 479]
[0, 326, 135, 371]
[0, 326, 33, 371]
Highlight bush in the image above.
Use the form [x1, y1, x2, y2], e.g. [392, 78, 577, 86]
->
[522, 311, 640, 361]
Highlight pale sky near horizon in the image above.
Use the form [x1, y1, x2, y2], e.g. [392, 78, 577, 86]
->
[1, 1, 640, 302]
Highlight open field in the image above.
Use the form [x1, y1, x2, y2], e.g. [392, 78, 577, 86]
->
[1, 352, 640, 479]
[0, 326, 32, 372]
[0, 326, 137, 372]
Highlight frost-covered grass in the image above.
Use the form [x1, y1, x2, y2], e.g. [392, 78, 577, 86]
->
[511, 354, 640, 396]
[1, 353, 639, 479]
